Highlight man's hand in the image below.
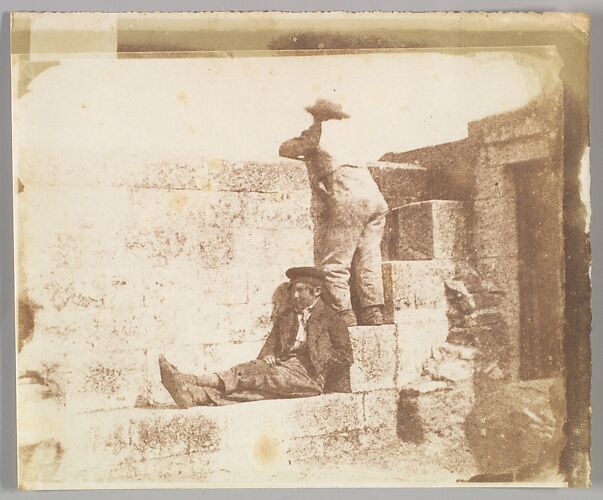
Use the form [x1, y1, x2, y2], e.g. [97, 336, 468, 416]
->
[262, 355, 277, 367]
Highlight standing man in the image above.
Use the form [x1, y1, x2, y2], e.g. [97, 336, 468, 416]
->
[279, 100, 389, 326]
[159, 267, 353, 408]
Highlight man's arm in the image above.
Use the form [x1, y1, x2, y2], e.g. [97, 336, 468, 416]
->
[257, 320, 280, 360]
[278, 121, 322, 160]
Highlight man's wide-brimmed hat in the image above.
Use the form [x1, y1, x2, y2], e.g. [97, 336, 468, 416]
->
[305, 99, 350, 121]
[285, 266, 326, 282]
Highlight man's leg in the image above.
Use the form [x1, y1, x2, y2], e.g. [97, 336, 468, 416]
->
[352, 212, 387, 325]
[159, 356, 218, 408]
[218, 358, 322, 399]
[314, 208, 366, 325]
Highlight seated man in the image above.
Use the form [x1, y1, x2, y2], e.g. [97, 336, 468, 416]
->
[159, 267, 354, 408]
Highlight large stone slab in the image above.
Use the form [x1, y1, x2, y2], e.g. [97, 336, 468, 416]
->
[395, 310, 450, 386]
[349, 325, 397, 392]
[396, 381, 478, 478]
[485, 135, 551, 166]
[367, 163, 429, 209]
[20, 384, 410, 488]
[382, 260, 456, 322]
[473, 197, 519, 259]
[385, 201, 469, 261]
[208, 159, 307, 193]
[34, 392, 368, 485]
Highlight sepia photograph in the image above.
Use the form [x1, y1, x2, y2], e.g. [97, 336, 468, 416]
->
[10, 11, 591, 489]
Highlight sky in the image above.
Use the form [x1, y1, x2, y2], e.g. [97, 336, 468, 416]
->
[16, 51, 545, 164]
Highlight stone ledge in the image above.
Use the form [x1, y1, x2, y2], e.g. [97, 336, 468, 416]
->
[38, 389, 400, 484]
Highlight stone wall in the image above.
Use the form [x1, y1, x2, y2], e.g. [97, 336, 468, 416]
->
[382, 88, 565, 383]
[17, 154, 427, 412]
[469, 89, 565, 381]
[15, 86, 567, 488]
[381, 88, 567, 481]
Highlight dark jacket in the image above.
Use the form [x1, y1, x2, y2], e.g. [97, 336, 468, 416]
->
[257, 298, 354, 393]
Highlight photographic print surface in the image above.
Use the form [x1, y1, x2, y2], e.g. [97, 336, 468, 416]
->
[11, 11, 591, 489]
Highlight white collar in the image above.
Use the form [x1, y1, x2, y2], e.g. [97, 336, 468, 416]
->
[297, 297, 319, 318]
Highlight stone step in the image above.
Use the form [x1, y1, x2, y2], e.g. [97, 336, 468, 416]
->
[383, 259, 456, 318]
[349, 325, 397, 392]
[368, 163, 430, 210]
[140, 324, 399, 406]
[381, 260, 456, 386]
[395, 310, 450, 386]
[24, 389, 400, 486]
[141, 322, 435, 400]
[382, 200, 469, 261]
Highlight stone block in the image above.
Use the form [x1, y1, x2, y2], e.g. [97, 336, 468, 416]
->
[485, 135, 551, 166]
[61, 393, 366, 480]
[23, 195, 102, 264]
[382, 260, 455, 322]
[349, 325, 397, 392]
[232, 227, 313, 267]
[238, 191, 312, 230]
[26, 271, 108, 316]
[37, 279, 253, 353]
[474, 164, 515, 201]
[51, 407, 221, 484]
[245, 266, 293, 307]
[126, 410, 222, 461]
[433, 343, 476, 362]
[209, 159, 307, 193]
[106, 451, 217, 484]
[367, 163, 429, 209]
[61, 349, 149, 412]
[133, 159, 211, 191]
[218, 393, 365, 450]
[395, 310, 450, 386]
[21, 388, 434, 486]
[195, 266, 250, 305]
[123, 225, 235, 268]
[473, 197, 519, 258]
[127, 188, 244, 230]
[422, 357, 474, 383]
[203, 303, 273, 344]
[398, 382, 475, 468]
[362, 389, 399, 436]
[475, 257, 520, 302]
[17, 149, 217, 191]
[285, 430, 366, 466]
[385, 201, 469, 261]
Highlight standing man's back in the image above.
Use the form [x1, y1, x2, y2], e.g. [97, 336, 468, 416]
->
[279, 100, 389, 327]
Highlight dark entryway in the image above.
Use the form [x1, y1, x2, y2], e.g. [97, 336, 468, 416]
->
[512, 160, 565, 380]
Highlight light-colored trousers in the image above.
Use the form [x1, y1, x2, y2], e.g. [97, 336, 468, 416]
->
[312, 166, 388, 313]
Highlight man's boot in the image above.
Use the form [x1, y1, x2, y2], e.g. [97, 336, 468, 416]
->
[339, 309, 358, 327]
[360, 305, 384, 326]
[159, 355, 195, 408]
[159, 356, 214, 408]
